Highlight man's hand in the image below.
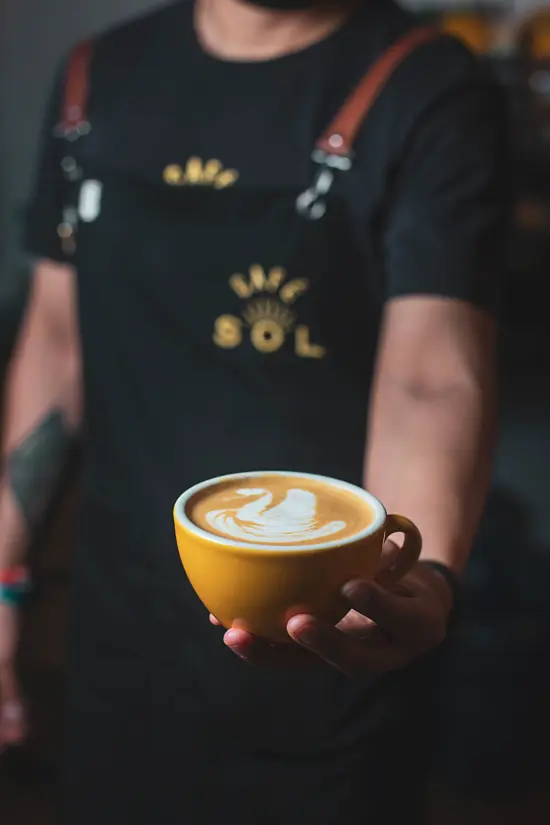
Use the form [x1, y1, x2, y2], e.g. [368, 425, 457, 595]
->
[0, 604, 26, 751]
[213, 558, 453, 675]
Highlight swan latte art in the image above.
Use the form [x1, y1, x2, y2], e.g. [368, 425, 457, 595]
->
[187, 474, 375, 547]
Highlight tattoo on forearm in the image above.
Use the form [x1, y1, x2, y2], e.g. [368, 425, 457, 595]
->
[6, 409, 75, 532]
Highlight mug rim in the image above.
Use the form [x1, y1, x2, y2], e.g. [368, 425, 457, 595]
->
[173, 470, 387, 553]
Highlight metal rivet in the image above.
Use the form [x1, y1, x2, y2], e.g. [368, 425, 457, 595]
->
[61, 157, 77, 173]
[57, 222, 74, 239]
[328, 133, 344, 149]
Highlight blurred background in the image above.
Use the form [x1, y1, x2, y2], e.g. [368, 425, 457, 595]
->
[1, 1, 549, 823]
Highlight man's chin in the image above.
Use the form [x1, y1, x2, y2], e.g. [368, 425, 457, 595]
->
[239, 0, 325, 10]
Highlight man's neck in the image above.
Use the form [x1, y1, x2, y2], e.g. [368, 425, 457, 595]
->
[195, 0, 358, 61]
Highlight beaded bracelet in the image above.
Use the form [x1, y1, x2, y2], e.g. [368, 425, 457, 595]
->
[0, 567, 31, 607]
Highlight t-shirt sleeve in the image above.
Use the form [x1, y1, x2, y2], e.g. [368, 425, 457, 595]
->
[383, 77, 509, 313]
[23, 64, 70, 264]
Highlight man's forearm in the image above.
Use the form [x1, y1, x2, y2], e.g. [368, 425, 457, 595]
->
[0, 407, 79, 566]
[364, 375, 497, 575]
[0, 261, 81, 570]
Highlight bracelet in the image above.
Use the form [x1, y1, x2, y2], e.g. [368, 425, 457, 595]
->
[0, 567, 32, 607]
[419, 560, 460, 625]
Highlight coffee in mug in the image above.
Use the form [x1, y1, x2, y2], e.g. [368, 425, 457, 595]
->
[174, 471, 421, 642]
[187, 473, 376, 548]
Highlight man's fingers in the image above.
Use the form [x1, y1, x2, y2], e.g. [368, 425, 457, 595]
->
[286, 614, 404, 676]
[222, 617, 408, 676]
[209, 614, 222, 626]
[223, 628, 316, 670]
[1, 700, 25, 741]
[342, 579, 420, 642]
[0, 663, 26, 745]
[377, 538, 402, 571]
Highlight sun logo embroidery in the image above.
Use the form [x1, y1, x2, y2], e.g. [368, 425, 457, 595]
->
[163, 158, 239, 189]
[213, 265, 326, 358]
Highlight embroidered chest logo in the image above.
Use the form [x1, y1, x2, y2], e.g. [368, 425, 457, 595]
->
[213, 265, 326, 359]
[163, 158, 239, 189]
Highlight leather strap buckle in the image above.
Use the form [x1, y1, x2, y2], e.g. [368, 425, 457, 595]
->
[296, 150, 353, 220]
[54, 39, 94, 255]
[296, 26, 439, 221]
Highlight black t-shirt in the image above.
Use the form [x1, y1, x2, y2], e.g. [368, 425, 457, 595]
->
[24, 0, 507, 776]
[25, 0, 508, 506]
[27, 0, 506, 302]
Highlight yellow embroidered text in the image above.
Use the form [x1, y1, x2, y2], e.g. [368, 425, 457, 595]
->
[163, 158, 239, 189]
[213, 265, 326, 358]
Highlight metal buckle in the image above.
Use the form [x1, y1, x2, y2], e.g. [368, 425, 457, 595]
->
[296, 150, 353, 221]
[311, 149, 353, 172]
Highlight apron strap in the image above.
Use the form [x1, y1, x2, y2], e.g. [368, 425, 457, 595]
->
[55, 28, 441, 229]
[54, 40, 94, 255]
[55, 39, 94, 140]
[316, 26, 439, 159]
[298, 26, 440, 220]
[57, 26, 437, 148]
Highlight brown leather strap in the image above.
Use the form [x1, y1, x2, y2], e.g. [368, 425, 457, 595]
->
[57, 30, 436, 149]
[316, 27, 439, 157]
[58, 39, 94, 136]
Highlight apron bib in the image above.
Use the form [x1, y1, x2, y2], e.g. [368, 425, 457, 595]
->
[55, 25, 440, 825]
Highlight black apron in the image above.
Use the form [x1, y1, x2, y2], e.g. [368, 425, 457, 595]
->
[57, 24, 437, 825]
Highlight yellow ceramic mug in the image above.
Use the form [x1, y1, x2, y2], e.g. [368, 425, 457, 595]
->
[174, 471, 422, 643]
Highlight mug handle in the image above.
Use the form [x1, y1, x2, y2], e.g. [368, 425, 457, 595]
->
[375, 514, 422, 588]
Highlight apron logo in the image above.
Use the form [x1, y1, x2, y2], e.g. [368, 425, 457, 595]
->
[213, 265, 326, 359]
[163, 158, 239, 189]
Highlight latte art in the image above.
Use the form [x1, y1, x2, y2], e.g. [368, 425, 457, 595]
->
[187, 474, 374, 548]
[205, 487, 347, 544]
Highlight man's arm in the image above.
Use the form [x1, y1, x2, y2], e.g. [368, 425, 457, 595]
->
[0, 259, 81, 567]
[364, 295, 497, 576]
[362, 63, 506, 585]
[0, 259, 80, 747]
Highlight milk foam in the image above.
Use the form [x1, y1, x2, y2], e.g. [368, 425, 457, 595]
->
[205, 487, 347, 545]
